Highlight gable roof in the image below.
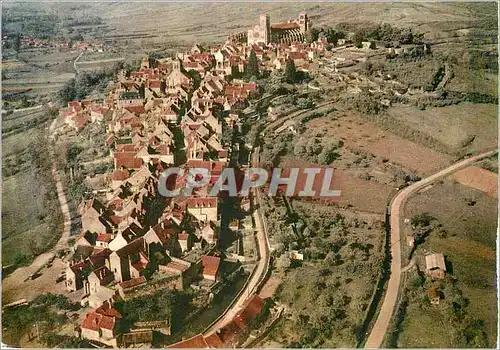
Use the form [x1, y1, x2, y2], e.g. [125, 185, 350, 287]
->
[425, 253, 446, 271]
[167, 334, 208, 348]
[233, 294, 265, 329]
[119, 275, 147, 290]
[115, 237, 145, 257]
[201, 255, 221, 278]
[81, 302, 122, 332]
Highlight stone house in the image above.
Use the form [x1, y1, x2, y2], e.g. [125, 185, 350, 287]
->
[109, 237, 148, 283]
[81, 301, 122, 347]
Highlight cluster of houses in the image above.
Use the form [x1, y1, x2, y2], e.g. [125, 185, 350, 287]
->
[59, 39, 280, 346]
[58, 17, 341, 347]
[18, 36, 109, 51]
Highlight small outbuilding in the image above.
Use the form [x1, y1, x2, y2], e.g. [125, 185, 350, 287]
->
[425, 253, 446, 279]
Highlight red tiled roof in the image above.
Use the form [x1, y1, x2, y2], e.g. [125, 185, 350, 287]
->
[97, 233, 113, 243]
[204, 332, 224, 348]
[97, 301, 122, 318]
[124, 105, 146, 115]
[149, 80, 162, 89]
[99, 315, 117, 331]
[91, 106, 109, 115]
[167, 334, 208, 348]
[111, 168, 130, 181]
[151, 219, 181, 244]
[201, 255, 221, 278]
[81, 303, 121, 332]
[106, 134, 115, 146]
[119, 276, 147, 289]
[165, 260, 190, 273]
[271, 22, 300, 30]
[184, 197, 217, 209]
[242, 83, 257, 91]
[75, 115, 90, 129]
[81, 311, 101, 332]
[114, 152, 143, 170]
[289, 51, 307, 60]
[234, 295, 265, 329]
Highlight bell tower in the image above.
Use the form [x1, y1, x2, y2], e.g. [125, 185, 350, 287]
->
[298, 12, 308, 34]
[259, 14, 271, 44]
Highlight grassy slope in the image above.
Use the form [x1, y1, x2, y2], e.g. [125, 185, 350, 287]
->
[1, 111, 60, 266]
[387, 103, 498, 154]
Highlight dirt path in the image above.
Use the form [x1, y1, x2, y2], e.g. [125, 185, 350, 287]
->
[364, 149, 497, 348]
[2, 118, 73, 302]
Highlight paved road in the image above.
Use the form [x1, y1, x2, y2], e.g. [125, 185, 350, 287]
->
[203, 148, 270, 335]
[2, 118, 72, 299]
[364, 150, 497, 348]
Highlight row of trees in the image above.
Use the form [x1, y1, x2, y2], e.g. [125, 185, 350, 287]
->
[306, 22, 422, 48]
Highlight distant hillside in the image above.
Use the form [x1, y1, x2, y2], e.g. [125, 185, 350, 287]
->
[3, 2, 497, 46]
[93, 2, 495, 44]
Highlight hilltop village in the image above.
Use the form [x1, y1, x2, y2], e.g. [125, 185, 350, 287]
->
[48, 11, 442, 348]
[7, 10, 467, 348]
[54, 12, 333, 348]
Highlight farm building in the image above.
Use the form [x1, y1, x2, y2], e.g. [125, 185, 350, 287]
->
[425, 253, 446, 279]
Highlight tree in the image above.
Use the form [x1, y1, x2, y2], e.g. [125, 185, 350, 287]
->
[276, 254, 292, 270]
[284, 58, 297, 84]
[185, 69, 201, 90]
[354, 31, 364, 48]
[325, 28, 344, 45]
[13, 34, 21, 53]
[245, 49, 259, 79]
[305, 28, 320, 44]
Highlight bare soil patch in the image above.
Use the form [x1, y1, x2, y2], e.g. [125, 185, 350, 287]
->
[452, 166, 498, 198]
[304, 114, 453, 175]
[259, 275, 282, 300]
[280, 156, 393, 214]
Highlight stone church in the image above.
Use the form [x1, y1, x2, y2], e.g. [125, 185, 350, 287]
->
[247, 13, 310, 45]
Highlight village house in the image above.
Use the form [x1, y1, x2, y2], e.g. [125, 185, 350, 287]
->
[109, 237, 149, 283]
[80, 301, 122, 347]
[201, 255, 221, 281]
[425, 253, 447, 279]
[183, 197, 219, 223]
[66, 248, 111, 292]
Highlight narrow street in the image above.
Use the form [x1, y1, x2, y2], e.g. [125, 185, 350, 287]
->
[203, 147, 270, 336]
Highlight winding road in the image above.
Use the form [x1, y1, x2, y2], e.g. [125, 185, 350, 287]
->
[364, 149, 497, 348]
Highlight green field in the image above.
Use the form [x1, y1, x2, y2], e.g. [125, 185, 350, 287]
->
[2, 110, 62, 267]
